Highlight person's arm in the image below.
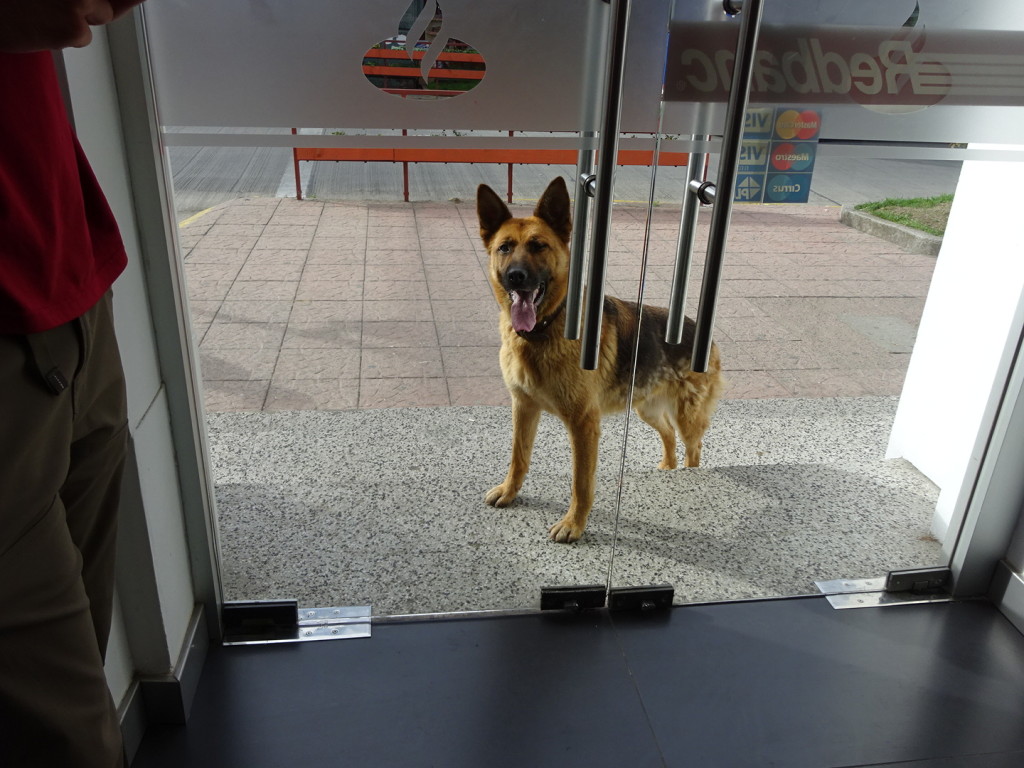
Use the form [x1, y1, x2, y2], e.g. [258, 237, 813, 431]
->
[0, 0, 144, 53]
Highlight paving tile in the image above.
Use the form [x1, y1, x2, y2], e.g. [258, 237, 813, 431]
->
[715, 298, 768, 318]
[436, 321, 502, 347]
[719, 279, 791, 298]
[714, 317, 804, 342]
[301, 263, 364, 282]
[772, 370, 871, 398]
[448, 376, 511, 406]
[307, 237, 365, 256]
[358, 378, 450, 408]
[274, 348, 361, 379]
[418, 235, 478, 251]
[728, 341, 826, 370]
[364, 263, 426, 282]
[422, 263, 490, 282]
[296, 280, 364, 301]
[183, 248, 251, 265]
[201, 322, 287, 349]
[430, 299, 494, 323]
[189, 300, 221, 325]
[440, 346, 502, 379]
[265, 379, 359, 411]
[361, 321, 437, 349]
[184, 262, 243, 283]
[852, 366, 910, 397]
[422, 250, 481, 266]
[363, 280, 425, 301]
[254, 235, 315, 251]
[708, 340, 759, 372]
[242, 249, 308, 267]
[720, 370, 790, 399]
[290, 300, 362, 323]
[202, 380, 269, 411]
[367, 236, 420, 251]
[186, 279, 234, 301]
[204, 223, 266, 239]
[361, 347, 444, 378]
[283, 322, 362, 349]
[426, 278, 492, 301]
[192, 235, 258, 251]
[183, 198, 937, 412]
[215, 210, 276, 226]
[363, 300, 432, 322]
[224, 280, 299, 302]
[199, 347, 280, 381]
[236, 260, 304, 282]
[263, 224, 319, 237]
[366, 249, 431, 265]
[216, 300, 294, 324]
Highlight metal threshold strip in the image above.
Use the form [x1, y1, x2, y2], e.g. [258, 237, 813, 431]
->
[222, 566, 958, 643]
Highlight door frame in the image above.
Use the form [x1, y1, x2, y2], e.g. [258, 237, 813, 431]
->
[106, 5, 1024, 649]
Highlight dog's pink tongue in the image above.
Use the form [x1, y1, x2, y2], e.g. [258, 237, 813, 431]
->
[510, 290, 537, 332]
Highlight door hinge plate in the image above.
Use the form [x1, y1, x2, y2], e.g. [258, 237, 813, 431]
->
[223, 599, 298, 643]
[817, 568, 953, 611]
[540, 585, 606, 611]
[608, 584, 674, 613]
[885, 566, 952, 594]
[223, 601, 370, 644]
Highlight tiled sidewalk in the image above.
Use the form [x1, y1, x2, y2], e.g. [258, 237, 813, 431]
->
[179, 197, 935, 412]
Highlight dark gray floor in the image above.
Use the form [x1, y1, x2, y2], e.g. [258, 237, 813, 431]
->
[133, 598, 1024, 768]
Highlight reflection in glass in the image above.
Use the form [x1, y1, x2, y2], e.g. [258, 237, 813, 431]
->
[362, 0, 486, 100]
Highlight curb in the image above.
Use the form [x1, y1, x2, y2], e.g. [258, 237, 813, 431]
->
[839, 205, 942, 257]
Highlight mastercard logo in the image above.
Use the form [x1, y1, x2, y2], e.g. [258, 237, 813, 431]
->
[774, 109, 821, 141]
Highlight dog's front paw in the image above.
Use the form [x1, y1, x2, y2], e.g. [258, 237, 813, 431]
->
[485, 483, 518, 508]
[548, 515, 584, 544]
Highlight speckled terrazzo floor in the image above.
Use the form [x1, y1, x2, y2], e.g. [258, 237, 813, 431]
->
[209, 396, 941, 615]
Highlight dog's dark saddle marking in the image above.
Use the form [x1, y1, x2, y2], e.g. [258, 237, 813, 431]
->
[604, 298, 700, 389]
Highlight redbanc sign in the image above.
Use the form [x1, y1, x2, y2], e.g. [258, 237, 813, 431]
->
[666, 18, 1024, 108]
[145, 0, 1024, 144]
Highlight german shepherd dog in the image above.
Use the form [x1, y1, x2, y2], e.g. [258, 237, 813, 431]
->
[477, 177, 724, 543]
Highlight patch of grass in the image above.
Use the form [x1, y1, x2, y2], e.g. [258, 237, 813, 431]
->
[855, 194, 952, 237]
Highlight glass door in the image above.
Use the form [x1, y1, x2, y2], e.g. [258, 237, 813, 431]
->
[608, 0, 1024, 604]
[141, 0, 683, 618]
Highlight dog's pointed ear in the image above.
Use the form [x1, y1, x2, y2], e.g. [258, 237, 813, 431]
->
[477, 184, 512, 246]
[533, 177, 572, 243]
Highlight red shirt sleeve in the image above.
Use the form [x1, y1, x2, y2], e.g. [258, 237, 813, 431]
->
[0, 51, 127, 334]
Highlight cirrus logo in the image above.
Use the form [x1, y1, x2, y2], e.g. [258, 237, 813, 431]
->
[362, 0, 486, 99]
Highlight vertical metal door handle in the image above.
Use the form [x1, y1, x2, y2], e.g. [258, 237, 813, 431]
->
[564, 0, 610, 341]
[665, 143, 708, 345]
[690, 0, 765, 372]
[579, 0, 632, 370]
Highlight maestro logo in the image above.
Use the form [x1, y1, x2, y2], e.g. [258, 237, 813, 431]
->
[362, 0, 486, 98]
[770, 142, 815, 172]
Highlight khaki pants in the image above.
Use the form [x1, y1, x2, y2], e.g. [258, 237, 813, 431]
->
[0, 292, 128, 768]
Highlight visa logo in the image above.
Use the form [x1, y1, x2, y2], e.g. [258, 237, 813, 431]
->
[739, 142, 769, 166]
[744, 109, 773, 133]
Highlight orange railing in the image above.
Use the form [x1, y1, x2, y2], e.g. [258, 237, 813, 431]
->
[292, 138, 689, 202]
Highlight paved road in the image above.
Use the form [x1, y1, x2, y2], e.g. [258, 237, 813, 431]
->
[168, 143, 962, 222]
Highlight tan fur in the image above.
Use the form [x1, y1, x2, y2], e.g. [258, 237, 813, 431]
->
[478, 177, 723, 543]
